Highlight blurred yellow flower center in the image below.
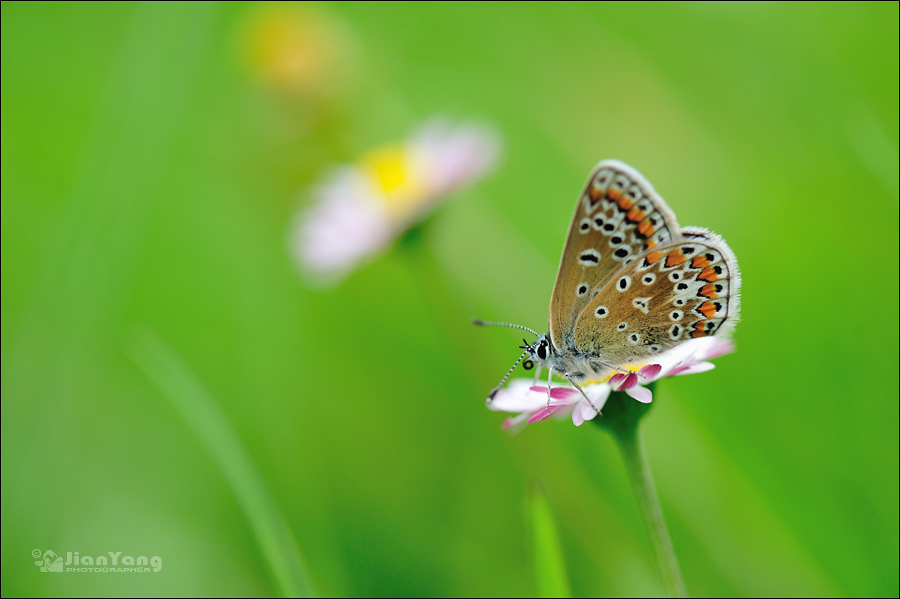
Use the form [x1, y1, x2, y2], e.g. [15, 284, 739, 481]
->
[241, 5, 351, 99]
[364, 146, 408, 193]
[362, 145, 428, 217]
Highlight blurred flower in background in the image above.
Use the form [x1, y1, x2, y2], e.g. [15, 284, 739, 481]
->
[239, 3, 358, 104]
[489, 336, 735, 429]
[291, 119, 501, 284]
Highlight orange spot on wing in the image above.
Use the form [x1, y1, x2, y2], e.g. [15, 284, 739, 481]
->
[589, 187, 603, 201]
[698, 301, 717, 318]
[693, 322, 705, 331]
[627, 208, 646, 222]
[617, 196, 635, 211]
[646, 240, 657, 249]
[637, 221, 655, 236]
[700, 284, 718, 299]
[665, 250, 686, 268]
[691, 255, 711, 269]
[698, 267, 718, 282]
[646, 251, 664, 264]
[691, 330, 708, 338]
[607, 188, 621, 201]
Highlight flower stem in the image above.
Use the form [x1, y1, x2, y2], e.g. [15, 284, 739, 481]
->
[594, 388, 687, 598]
[614, 423, 687, 597]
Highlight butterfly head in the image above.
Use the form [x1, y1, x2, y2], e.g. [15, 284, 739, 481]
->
[519, 334, 554, 365]
[472, 319, 560, 402]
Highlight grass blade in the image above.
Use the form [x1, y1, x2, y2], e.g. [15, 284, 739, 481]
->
[129, 327, 315, 598]
[530, 486, 572, 598]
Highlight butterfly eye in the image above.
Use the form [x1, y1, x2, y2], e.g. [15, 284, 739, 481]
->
[536, 342, 549, 360]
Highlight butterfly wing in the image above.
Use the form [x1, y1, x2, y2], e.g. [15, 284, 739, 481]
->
[549, 160, 681, 350]
[573, 227, 741, 364]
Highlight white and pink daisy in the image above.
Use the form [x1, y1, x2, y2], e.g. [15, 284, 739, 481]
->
[291, 119, 501, 284]
[489, 336, 735, 430]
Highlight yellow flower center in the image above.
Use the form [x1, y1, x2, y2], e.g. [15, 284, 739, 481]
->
[361, 145, 430, 218]
[363, 145, 409, 193]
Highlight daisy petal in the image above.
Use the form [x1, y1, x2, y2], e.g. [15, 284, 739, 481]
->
[580, 400, 601, 422]
[608, 373, 627, 386]
[572, 404, 586, 427]
[490, 381, 546, 411]
[528, 386, 579, 400]
[625, 384, 653, 404]
[639, 363, 662, 380]
[528, 406, 559, 423]
[617, 372, 639, 391]
[669, 362, 716, 376]
[550, 387, 579, 400]
[696, 337, 735, 361]
[590, 385, 612, 412]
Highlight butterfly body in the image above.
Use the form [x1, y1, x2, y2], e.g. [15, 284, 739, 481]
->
[523, 334, 611, 384]
[482, 160, 740, 401]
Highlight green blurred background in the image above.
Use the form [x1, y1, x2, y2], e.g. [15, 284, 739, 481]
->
[2, 2, 898, 596]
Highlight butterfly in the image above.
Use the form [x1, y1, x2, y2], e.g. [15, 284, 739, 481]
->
[475, 159, 741, 413]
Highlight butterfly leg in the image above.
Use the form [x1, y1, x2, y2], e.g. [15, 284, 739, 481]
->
[545, 367, 554, 413]
[564, 374, 602, 416]
[596, 360, 630, 375]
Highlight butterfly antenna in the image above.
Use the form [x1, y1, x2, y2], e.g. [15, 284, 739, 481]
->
[486, 350, 530, 405]
[471, 318, 540, 338]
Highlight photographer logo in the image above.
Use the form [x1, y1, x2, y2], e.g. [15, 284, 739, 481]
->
[32, 548, 162, 573]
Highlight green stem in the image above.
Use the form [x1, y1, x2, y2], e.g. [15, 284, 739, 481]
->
[593, 387, 687, 598]
[612, 423, 687, 598]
